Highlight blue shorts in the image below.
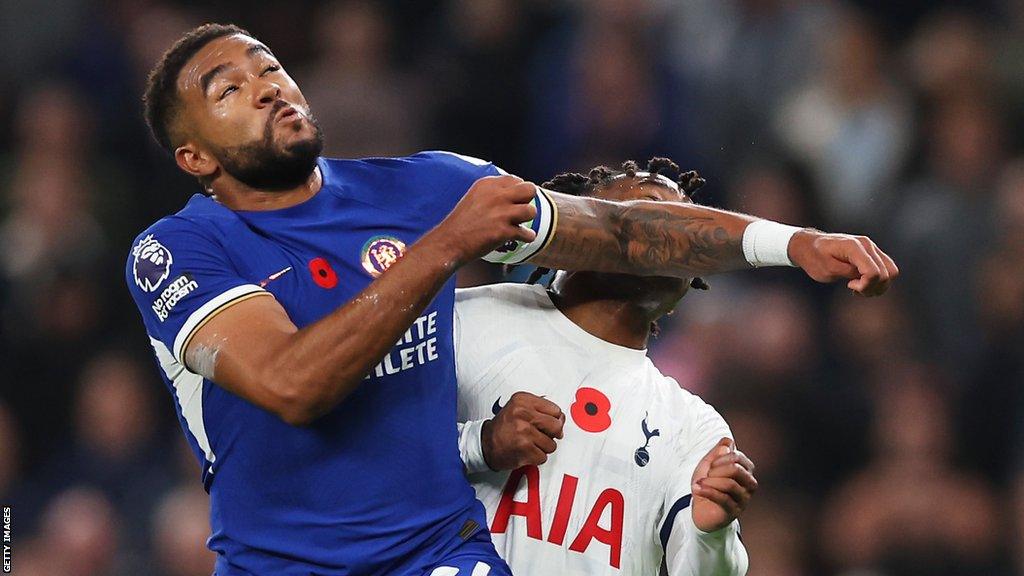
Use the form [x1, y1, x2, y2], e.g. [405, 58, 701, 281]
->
[211, 519, 512, 576]
[423, 529, 512, 576]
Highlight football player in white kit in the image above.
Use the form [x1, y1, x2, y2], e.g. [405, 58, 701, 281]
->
[455, 159, 754, 575]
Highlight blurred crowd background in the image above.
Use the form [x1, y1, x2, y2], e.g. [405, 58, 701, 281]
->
[1, 0, 1023, 574]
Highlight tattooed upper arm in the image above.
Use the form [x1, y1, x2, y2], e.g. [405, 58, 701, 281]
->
[529, 191, 753, 277]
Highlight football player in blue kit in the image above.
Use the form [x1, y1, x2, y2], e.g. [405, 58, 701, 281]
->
[125, 23, 897, 576]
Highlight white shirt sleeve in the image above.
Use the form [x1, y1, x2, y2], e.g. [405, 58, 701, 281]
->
[454, 284, 537, 417]
[665, 514, 747, 576]
[662, 391, 748, 575]
[457, 419, 491, 475]
[453, 288, 487, 423]
[453, 285, 527, 474]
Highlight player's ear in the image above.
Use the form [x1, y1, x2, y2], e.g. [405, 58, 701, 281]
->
[174, 141, 218, 179]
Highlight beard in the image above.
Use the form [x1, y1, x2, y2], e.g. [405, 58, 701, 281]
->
[215, 105, 324, 191]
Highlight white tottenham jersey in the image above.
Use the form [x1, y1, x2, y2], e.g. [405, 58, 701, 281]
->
[454, 283, 748, 576]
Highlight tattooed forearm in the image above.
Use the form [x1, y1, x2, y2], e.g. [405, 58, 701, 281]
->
[531, 192, 753, 278]
[614, 205, 742, 273]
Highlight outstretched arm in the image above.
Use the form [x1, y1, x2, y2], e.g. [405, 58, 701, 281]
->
[533, 193, 750, 275]
[531, 191, 899, 296]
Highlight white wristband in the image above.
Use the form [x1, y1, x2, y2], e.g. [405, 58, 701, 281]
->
[741, 220, 802, 267]
[458, 419, 490, 474]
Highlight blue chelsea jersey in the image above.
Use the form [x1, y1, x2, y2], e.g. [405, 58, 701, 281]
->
[125, 151, 502, 575]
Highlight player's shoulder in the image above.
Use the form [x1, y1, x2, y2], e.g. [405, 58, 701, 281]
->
[320, 151, 501, 214]
[406, 150, 498, 173]
[648, 372, 730, 448]
[454, 283, 551, 336]
[455, 282, 547, 311]
[129, 194, 236, 250]
[399, 150, 501, 186]
[125, 195, 242, 286]
[321, 151, 497, 177]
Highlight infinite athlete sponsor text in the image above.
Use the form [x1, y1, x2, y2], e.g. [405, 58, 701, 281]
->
[365, 311, 439, 379]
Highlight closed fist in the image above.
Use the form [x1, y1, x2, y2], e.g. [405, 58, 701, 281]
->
[433, 175, 539, 265]
[481, 391, 565, 471]
[691, 438, 758, 533]
[789, 230, 899, 296]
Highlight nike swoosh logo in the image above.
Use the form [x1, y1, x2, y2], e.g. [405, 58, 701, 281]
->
[492, 397, 504, 416]
[259, 266, 293, 287]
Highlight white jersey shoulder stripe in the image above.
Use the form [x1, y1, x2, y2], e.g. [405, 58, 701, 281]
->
[151, 337, 216, 469]
[171, 284, 269, 364]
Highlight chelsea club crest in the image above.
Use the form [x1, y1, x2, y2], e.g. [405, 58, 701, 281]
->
[361, 235, 406, 277]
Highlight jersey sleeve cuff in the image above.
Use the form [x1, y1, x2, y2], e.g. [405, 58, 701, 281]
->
[692, 517, 740, 541]
[459, 418, 491, 475]
[481, 186, 557, 265]
[172, 284, 270, 364]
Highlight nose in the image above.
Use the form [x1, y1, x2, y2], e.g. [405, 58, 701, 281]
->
[256, 80, 281, 106]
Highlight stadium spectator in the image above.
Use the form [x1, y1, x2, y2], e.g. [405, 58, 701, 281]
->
[890, 94, 1003, 378]
[525, 0, 680, 177]
[775, 7, 912, 232]
[37, 352, 175, 556]
[821, 368, 1002, 575]
[906, 9, 994, 99]
[666, 0, 835, 167]
[299, 0, 425, 158]
[728, 162, 815, 229]
[428, 0, 535, 175]
[35, 487, 125, 576]
[969, 160, 1024, 485]
[151, 485, 216, 576]
[1, 82, 112, 467]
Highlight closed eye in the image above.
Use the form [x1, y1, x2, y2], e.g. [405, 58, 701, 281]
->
[219, 85, 238, 100]
[262, 65, 281, 76]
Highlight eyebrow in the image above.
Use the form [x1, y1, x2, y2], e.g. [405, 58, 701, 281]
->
[200, 63, 233, 96]
[246, 44, 273, 58]
[199, 45, 275, 96]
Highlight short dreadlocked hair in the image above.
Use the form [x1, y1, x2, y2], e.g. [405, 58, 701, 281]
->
[539, 157, 705, 200]
[143, 23, 254, 153]
[525, 157, 711, 292]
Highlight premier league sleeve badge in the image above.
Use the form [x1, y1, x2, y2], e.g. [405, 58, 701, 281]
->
[132, 234, 174, 292]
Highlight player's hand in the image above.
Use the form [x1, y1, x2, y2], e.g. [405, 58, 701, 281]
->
[481, 391, 565, 471]
[691, 437, 757, 533]
[788, 229, 899, 296]
[430, 175, 539, 265]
